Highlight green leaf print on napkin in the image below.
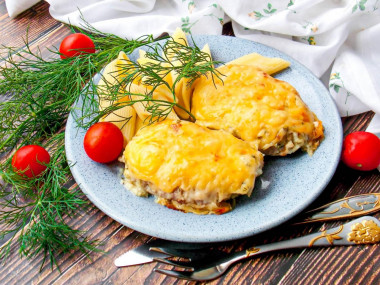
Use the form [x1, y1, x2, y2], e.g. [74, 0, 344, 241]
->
[352, 0, 368, 13]
[249, 3, 277, 20]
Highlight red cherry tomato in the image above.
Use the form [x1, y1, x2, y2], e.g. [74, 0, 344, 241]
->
[12, 145, 51, 178]
[59, 33, 95, 59]
[84, 122, 124, 163]
[341, 131, 380, 171]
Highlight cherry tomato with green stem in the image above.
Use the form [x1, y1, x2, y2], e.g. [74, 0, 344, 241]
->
[83, 122, 124, 163]
[59, 33, 95, 59]
[341, 131, 380, 171]
[12, 145, 51, 178]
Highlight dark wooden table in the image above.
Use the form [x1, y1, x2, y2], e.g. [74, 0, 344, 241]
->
[1, 2, 379, 284]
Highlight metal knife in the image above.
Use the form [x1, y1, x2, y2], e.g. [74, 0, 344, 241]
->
[295, 193, 380, 224]
[114, 193, 380, 267]
[114, 239, 213, 267]
[114, 239, 169, 267]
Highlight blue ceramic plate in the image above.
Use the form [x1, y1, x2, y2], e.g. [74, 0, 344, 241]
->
[65, 35, 342, 242]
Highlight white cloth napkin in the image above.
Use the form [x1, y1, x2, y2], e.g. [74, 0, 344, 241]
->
[47, 0, 225, 36]
[5, 0, 380, 135]
[5, 0, 40, 17]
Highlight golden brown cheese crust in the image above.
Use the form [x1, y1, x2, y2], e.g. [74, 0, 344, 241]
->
[124, 120, 264, 214]
[191, 65, 324, 156]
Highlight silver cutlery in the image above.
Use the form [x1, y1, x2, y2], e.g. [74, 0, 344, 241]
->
[114, 239, 169, 267]
[153, 216, 380, 281]
[114, 239, 214, 267]
[114, 193, 380, 268]
[295, 193, 380, 224]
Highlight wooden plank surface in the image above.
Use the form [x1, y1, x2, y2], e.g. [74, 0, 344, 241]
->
[0, 2, 379, 284]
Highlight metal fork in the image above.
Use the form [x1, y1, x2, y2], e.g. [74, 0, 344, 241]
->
[152, 216, 380, 281]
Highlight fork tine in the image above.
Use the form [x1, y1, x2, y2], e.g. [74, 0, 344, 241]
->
[149, 247, 193, 260]
[150, 246, 226, 262]
[153, 257, 194, 270]
[154, 268, 195, 281]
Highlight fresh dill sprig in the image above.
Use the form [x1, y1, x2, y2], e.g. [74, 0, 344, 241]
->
[0, 24, 154, 269]
[0, 132, 99, 270]
[0, 27, 154, 151]
[124, 37, 223, 122]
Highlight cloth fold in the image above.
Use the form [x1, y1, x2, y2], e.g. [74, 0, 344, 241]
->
[5, 0, 40, 18]
[47, 0, 224, 37]
[5, 0, 380, 134]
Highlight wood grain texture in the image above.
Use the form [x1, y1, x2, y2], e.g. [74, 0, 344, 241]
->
[0, 1, 62, 50]
[0, 2, 379, 285]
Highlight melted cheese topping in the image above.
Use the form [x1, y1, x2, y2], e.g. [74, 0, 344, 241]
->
[124, 120, 263, 205]
[192, 65, 324, 155]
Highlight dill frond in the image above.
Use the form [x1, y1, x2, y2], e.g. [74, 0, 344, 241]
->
[0, 132, 100, 270]
[81, 35, 224, 126]
[0, 23, 153, 269]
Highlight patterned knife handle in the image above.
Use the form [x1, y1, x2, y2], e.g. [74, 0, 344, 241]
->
[296, 193, 380, 224]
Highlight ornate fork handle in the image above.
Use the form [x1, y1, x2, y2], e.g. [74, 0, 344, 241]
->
[220, 216, 380, 270]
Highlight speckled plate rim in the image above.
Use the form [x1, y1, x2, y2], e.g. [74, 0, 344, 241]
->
[65, 35, 343, 243]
